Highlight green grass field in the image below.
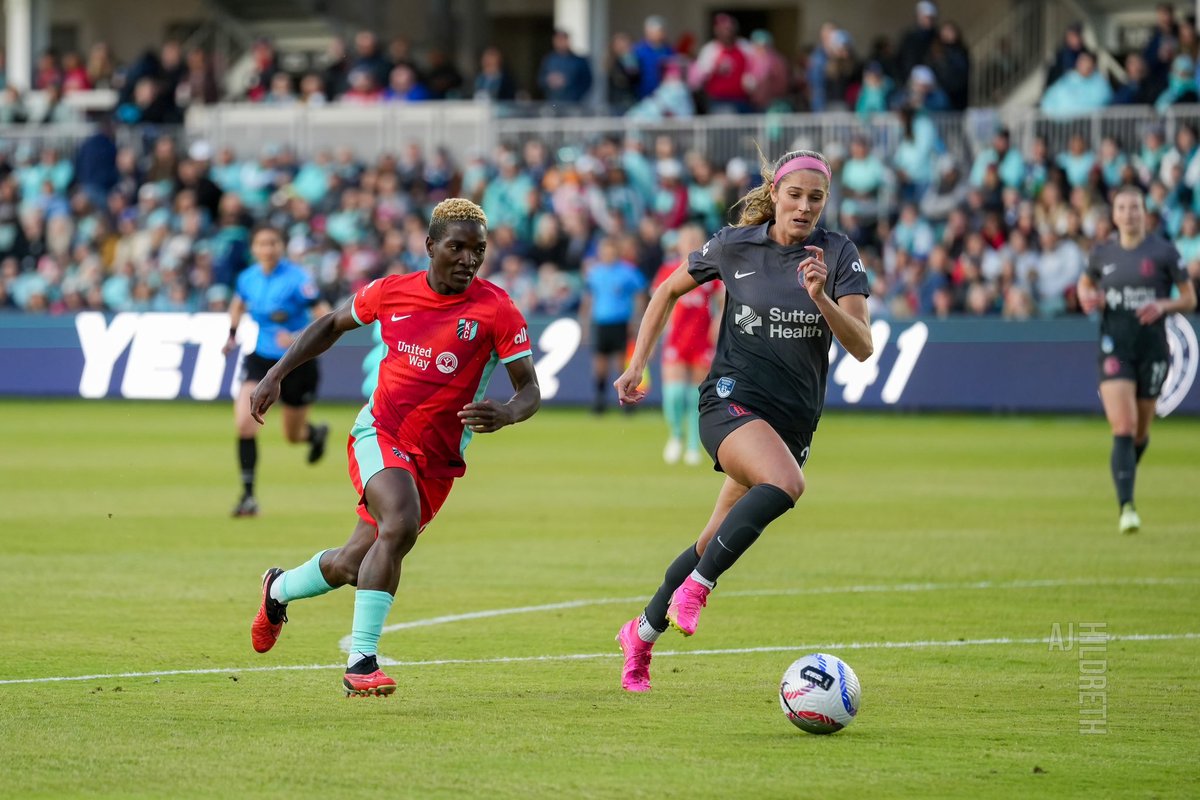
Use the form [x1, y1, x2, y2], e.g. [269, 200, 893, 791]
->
[1, 400, 1198, 798]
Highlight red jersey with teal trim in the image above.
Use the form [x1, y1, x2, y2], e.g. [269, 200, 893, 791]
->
[351, 272, 532, 478]
[653, 262, 722, 354]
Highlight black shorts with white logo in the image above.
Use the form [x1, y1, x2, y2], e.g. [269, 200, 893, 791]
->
[697, 393, 812, 473]
[241, 352, 320, 407]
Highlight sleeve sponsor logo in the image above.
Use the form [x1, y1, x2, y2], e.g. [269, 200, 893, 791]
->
[513, 327, 528, 346]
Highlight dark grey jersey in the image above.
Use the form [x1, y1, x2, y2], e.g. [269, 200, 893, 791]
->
[688, 223, 869, 431]
[1086, 235, 1187, 355]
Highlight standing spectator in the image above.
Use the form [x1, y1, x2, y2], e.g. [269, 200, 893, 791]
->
[74, 118, 119, 209]
[33, 50, 62, 90]
[60, 52, 92, 93]
[855, 61, 893, 116]
[807, 23, 838, 112]
[821, 29, 861, 110]
[352, 31, 392, 90]
[633, 15, 674, 100]
[898, 1, 939, 82]
[895, 64, 950, 111]
[177, 48, 220, 108]
[1040, 50, 1112, 116]
[689, 13, 754, 114]
[607, 32, 641, 111]
[474, 46, 517, 101]
[538, 29, 593, 104]
[1143, 3, 1180, 82]
[321, 38, 351, 100]
[243, 38, 278, 102]
[86, 42, 117, 89]
[1046, 22, 1086, 88]
[746, 30, 791, 111]
[929, 22, 969, 110]
[424, 48, 463, 99]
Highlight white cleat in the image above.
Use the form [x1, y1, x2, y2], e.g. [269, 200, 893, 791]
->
[683, 449, 703, 466]
[1118, 503, 1140, 534]
[663, 437, 683, 465]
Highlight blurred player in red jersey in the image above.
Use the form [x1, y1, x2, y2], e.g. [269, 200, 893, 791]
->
[246, 199, 540, 696]
[653, 224, 723, 465]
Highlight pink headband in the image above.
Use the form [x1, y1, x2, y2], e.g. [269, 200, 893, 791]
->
[773, 155, 831, 185]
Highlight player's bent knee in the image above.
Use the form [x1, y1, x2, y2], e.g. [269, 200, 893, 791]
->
[375, 513, 420, 554]
[770, 474, 804, 502]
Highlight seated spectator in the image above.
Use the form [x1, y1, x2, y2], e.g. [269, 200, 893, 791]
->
[1039, 50, 1112, 116]
[1031, 226, 1085, 315]
[1097, 136, 1129, 190]
[383, 64, 431, 102]
[970, 128, 1025, 190]
[841, 136, 889, 223]
[263, 72, 297, 104]
[1056, 133, 1096, 188]
[61, 51, 92, 93]
[1154, 54, 1199, 112]
[1046, 22, 1086, 88]
[1159, 123, 1197, 187]
[343, 68, 383, 103]
[607, 32, 641, 111]
[1112, 52, 1161, 105]
[928, 22, 970, 111]
[891, 202, 935, 261]
[626, 59, 695, 120]
[894, 64, 950, 112]
[920, 156, 968, 229]
[424, 48, 463, 99]
[856, 61, 893, 116]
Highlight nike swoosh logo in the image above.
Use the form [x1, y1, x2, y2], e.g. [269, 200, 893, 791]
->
[391, 314, 411, 321]
[733, 270, 756, 279]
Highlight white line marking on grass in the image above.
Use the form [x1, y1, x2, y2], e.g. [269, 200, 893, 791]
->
[338, 576, 1200, 653]
[1, 632, 1196, 687]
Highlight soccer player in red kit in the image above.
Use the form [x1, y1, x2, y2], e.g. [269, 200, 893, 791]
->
[653, 224, 723, 465]
[247, 199, 540, 696]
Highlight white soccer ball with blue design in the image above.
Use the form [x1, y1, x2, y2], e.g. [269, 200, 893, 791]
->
[779, 653, 861, 734]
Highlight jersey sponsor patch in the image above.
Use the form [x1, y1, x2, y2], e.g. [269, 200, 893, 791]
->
[716, 377, 735, 398]
[435, 352, 459, 374]
[734, 305, 762, 335]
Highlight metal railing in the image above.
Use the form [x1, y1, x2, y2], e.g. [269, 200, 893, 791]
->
[6, 103, 1200, 171]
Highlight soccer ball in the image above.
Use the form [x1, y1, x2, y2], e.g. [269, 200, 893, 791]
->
[779, 653, 861, 734]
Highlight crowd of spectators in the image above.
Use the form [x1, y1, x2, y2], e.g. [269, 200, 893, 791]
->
[4, 111, 1200, 321]
[2, 6, 1199, 321]
[0, 2, 972, 122]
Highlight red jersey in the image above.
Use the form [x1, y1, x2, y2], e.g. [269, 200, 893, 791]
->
[351, 272, 532, 478]
[653, 262, 722, 356]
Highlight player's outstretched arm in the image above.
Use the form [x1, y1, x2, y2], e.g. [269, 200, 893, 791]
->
[615, 263, 699, 404]
[249, 301, 359, 424]
[458, 356, 541, 433]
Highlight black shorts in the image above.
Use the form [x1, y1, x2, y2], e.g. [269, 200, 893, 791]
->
[593, 323, 629, 356]
[697, 394, 812, 473]
[1097, 349, 1170, 399]
[241, 352, 320, 407]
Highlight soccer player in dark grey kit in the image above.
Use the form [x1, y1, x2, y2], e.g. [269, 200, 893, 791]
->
[1077, 185, 1196, 533]
[612, 149, 874, 692]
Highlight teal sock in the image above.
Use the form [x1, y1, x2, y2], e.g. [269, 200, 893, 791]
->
[274, 550, 335, 603]
[684, 385, 701, 452]
[349, 589, 394, 663]
[663, 381, 686, 440]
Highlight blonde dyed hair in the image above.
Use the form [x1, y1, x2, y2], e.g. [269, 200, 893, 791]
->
[734, 148, 831, 227]
[429, 198, 488, 239]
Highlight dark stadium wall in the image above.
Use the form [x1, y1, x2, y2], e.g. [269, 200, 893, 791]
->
[2, 313, 1199, 415]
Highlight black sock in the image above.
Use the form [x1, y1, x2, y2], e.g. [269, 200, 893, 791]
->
[1110, 435, 1136, 507]
[1135, 436, 1149, 465]
[643, 544, 701, 631]
[695, 484, 795, 584]
[593, 377, 607, 411]
[238, 437, 257, 497]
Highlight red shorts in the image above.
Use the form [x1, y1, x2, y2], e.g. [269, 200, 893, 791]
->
[346, 425, 454, 531]
[663, 340, 715, 369]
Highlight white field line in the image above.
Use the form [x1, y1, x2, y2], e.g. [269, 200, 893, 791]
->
[1, 634, 1196, 687]
[339, 576, 1200, 653]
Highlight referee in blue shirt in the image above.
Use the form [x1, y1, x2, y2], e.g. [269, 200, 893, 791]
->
[580, 236, 648, 413]
[222, 225, 331, 517]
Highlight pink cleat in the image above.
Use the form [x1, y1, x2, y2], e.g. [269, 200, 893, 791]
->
[616, 618, 654, 692]
[666, 576, 710, 636]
